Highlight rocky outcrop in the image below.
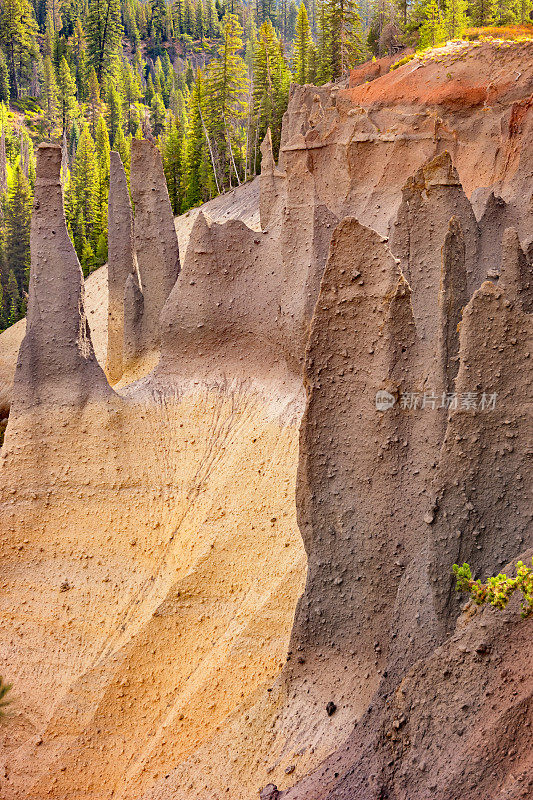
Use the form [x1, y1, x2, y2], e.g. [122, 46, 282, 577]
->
[106, 152, 135, 383]
[129, 138, 180, 356]
[289, 220, 418, 724]
[390, 151, 479, 330]
[475, 191, 521, 280]
[11, 144, 113, 412]
[500, 226, 532, 313]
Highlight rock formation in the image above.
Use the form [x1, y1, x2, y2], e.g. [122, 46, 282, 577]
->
[289, 220, 417, 729]
[129, 138, 180, 360]
[500, 226, 532, 313]
[106, 152, 135, 382]
[11, 143, 113, 412]
[0, 40, 532, 800]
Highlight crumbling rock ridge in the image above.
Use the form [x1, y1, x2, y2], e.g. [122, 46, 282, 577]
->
[0, 40, 531, 800]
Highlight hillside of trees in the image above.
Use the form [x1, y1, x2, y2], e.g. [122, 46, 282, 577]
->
[0, 0, 531, 331]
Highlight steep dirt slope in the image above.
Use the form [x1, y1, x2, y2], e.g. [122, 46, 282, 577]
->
[0, 146, 305, 800]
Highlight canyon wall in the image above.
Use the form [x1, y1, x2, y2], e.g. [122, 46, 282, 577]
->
[0, 40, 531, 800]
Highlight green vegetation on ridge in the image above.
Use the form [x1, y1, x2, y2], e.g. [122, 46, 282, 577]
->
[0, 0, 531, 331]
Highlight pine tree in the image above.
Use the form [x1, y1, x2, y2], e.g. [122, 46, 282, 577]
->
[443, 0, 467, 39]
[87, 67, 101, 135]
[205, 0, 218, 35]
[72, 17, 88, 101]
[8, 297, 18, 325]
[161, 51, 174, 104]
[316, 0, 329, 83]
[19, 127, 35, 186]
[325, 0, 365, 80]
[43, 55, 58, 134]
[418, 0, 445, 48]
[196, 0, 205, 42]
[113, 123, 130, 176]
[469, 0, 495, 25]
[96, 231, 107, 265]
[205, 13, 248, 189]
[5, 165, 31, 298]
[0, 0, 38, 98]
[57, 56, 77, 133]
[163, 116, 184, 213]
[174, 0, 183, 33]
[252, 19, 290, 171]
[106, 83, 123, 144]
[6, 267, 19, 322]
[122, 64, 142, 134]
[65, 125, 99, 257]
[182, 68, 211, 208]
[0, 51, 9, 103]
[515, 0, 532, 23]
[86, 0, 123, 83]
[145, 73, 155, 105]
[169, 85, 187, 123]
[184, 0, 195, 34]
[43, 11, 54, 57]
[150, 91, 166, 135]
[151, 0, 167, 42]
[307, 40, 318, 83]
[80, 238, 96, 276]
[94, 113, 110, 239]
[491, 0, 514, 24]
[293, 2, 313, 84]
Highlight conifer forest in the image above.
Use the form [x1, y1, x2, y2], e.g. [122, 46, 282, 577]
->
[0, 0, 531, 330]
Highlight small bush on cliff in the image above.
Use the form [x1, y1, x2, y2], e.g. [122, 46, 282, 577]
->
[453, 558, 533, 618]
[0, 677, 12, 719]
[390, 53, 417, 70]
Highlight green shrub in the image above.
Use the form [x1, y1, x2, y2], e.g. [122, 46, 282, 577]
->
[453, 558, 533, 618]
[389, 53, 416, 71]
[0, 677, 12, 719]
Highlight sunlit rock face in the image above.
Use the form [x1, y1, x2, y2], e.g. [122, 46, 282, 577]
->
[0, 40, 532, 800]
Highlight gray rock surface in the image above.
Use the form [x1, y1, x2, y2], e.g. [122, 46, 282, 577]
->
[130, 139, 180, 354]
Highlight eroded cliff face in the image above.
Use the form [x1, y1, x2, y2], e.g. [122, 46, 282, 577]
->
[0, 40, 531, 800]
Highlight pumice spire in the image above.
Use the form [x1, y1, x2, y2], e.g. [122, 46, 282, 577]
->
[130, 139, 180, 354]
[11, 144, 113, 411]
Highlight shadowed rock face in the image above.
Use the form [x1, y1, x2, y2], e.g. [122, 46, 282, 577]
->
[130, 139, 180, 356]
[475, 192, 521, 280]
[390, 151, 479, 343]
[106, 152, 135, 383]
[500, 227, 532, 314]
[11, 144, 113, 412]
[290, 220, 416, 720]
[277, 178, 532, 800]
[279, 267, 532, 800]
